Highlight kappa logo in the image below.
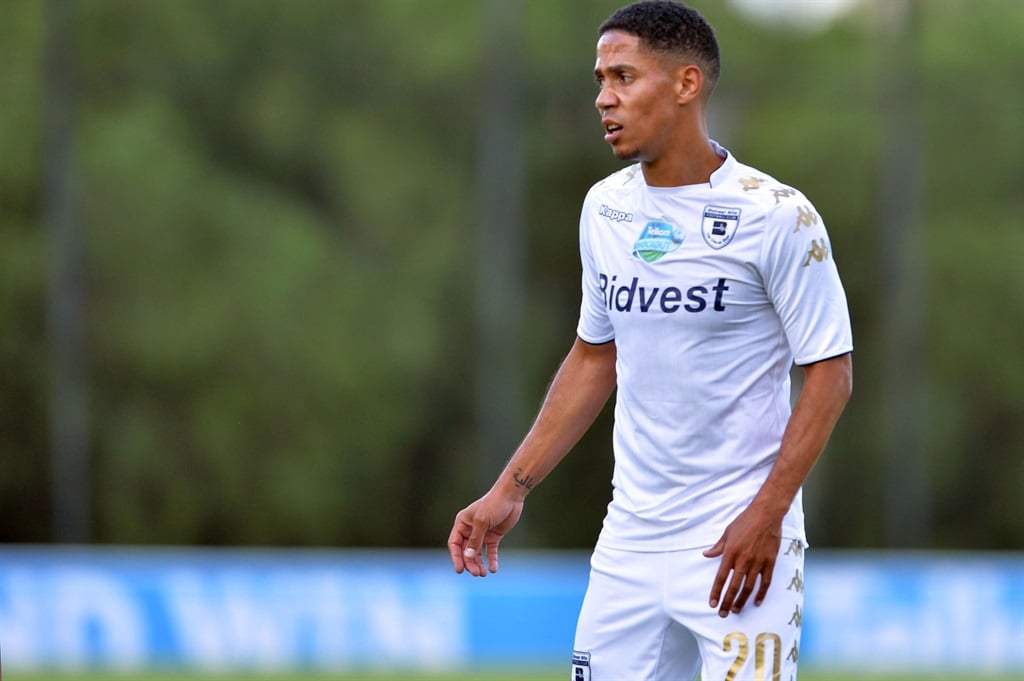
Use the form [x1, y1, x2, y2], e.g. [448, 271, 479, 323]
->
[633, 220, 684, 263]
[788, 569, 804, 594]
[773, 187, 798, 204]
[739, 176, 767, 191]
[789, 603, 803, 628]
[599, 204, 634, 222]
[793, 205, 819, 233]
[701, 205, 741, 250]
[802, 239, 829, 267]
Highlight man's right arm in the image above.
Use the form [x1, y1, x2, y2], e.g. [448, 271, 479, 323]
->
[448, 336, 616, 577]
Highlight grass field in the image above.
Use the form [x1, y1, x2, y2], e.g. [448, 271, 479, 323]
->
[6, 672, 1024, 681]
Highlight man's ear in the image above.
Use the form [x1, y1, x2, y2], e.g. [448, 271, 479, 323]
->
[676, 64, 704, 105]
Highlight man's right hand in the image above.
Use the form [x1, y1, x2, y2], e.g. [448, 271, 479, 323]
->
[448, 337, 616, 577]
[447, 492, 524, 577]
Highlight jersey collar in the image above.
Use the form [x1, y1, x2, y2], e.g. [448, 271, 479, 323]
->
[707, 139, 734, 189]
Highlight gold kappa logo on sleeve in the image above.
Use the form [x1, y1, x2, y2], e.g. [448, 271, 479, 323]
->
[793, 206, 819, 233]
[772, 188, 797, 204]
[739, 176, 766, 191]
[801, 239, 829, 267]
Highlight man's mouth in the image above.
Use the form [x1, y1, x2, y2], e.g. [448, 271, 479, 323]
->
[603, 121, 623, 142]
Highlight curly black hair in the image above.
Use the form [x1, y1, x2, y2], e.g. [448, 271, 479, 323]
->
[599, 1, 720, 91]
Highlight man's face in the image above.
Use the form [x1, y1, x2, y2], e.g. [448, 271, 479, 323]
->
[594, 30, 681, 163]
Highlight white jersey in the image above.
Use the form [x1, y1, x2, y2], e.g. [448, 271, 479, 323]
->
[576, 142, 853, 551]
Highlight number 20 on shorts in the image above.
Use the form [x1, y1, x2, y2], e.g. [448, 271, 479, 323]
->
[723, 631, 784, 681]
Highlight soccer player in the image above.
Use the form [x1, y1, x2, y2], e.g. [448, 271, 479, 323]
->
[448, 1, 853, 679]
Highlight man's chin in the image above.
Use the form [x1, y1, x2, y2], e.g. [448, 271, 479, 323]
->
[610, 145, 639, 161]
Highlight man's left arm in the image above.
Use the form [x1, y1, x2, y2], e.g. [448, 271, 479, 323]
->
[704, 352, 852, 617]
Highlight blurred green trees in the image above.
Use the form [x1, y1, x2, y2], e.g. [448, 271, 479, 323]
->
[0, 0, 1021, 549]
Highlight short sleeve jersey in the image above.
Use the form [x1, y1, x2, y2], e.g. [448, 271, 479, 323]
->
[577, 142, 853, 551]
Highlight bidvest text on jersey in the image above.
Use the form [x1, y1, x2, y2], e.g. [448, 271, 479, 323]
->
[600, 274, 729, 314]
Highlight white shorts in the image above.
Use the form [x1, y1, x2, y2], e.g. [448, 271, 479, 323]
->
[571, 540, 806, 681]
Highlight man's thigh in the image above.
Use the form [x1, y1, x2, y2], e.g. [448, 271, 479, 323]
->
[572, 546, 702, 681]
[668, 538, 807, 681]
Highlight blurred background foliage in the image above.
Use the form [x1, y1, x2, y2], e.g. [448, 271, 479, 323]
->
[0, 0, 1021, 550]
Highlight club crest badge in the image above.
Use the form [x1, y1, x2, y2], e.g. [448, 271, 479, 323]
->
[572, 651, 592, 681]
[633, 220, 684, 263]
[701, 205, 742, 250]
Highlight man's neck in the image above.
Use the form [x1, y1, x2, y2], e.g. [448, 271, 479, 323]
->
[641, 138, 724, 188]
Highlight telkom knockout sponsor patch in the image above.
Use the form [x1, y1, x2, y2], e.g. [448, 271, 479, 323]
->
[633, 220, 684, 263]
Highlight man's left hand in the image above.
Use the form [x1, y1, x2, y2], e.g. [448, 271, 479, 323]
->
[703, 505, 783, 618]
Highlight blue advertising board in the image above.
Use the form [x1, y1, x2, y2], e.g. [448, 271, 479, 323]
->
[0, 547, 1021, 673]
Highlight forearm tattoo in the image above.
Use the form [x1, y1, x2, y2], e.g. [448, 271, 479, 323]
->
[512, 467, 536, 490]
